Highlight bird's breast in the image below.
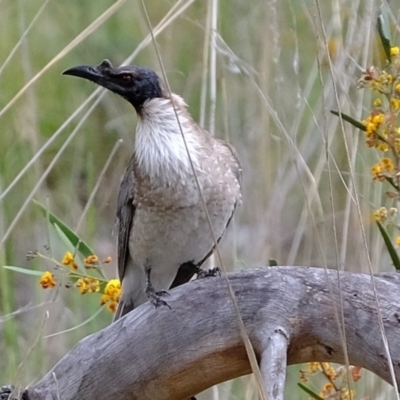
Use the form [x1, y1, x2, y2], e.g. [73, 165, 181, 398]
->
[134, 172, 201, 209]
[133, 160, 240, 211]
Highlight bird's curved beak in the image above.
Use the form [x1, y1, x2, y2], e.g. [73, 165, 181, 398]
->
[62, 59, 114, 84]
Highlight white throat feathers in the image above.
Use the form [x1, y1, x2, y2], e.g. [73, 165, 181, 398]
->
[135, 94, 203, 183]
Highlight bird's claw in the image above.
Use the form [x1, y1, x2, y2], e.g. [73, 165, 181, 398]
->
[197, 266, 221, 279]
[148, 291, 171, 309]
[145, 286, 171, 309]
[155, 289, 170, 297]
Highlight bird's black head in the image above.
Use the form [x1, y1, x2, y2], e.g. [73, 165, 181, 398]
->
[62, 60, 163, 113]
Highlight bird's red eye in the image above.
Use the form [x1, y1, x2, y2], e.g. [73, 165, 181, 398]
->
[121, 74, 133, 83]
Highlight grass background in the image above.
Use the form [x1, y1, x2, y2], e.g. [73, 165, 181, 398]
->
[0, 0, 397, 398]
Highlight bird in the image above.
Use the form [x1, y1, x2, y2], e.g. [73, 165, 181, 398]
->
[63, 59, 242, 320]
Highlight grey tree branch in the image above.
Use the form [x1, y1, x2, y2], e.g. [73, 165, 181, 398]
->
[19, 267, 400, 400]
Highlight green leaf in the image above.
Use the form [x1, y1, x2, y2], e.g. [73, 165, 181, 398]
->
[3, 266, 44, 276]
[297, 383, 324, 400]
[33, 199, 95, 258]
[377, 8, 392, 62]
[268, 259, 278, 267]
[376, 220, 400, 271]
[331, 110, 366, 131]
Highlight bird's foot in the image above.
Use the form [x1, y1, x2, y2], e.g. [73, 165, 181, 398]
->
[197, 266, 221, 279]
[146, 287, 171, 309]
[145, 266, 171, 309]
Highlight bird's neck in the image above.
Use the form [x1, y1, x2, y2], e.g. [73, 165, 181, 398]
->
[134, 95, 203, 184]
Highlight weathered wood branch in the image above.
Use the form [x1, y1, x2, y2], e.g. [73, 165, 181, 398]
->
[20, 267, 400, 400]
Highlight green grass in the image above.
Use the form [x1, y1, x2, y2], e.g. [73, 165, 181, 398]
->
[0, 0, 397, 398]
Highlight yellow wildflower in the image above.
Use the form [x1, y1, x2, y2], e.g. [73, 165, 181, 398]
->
[375, 141, 389, 152]
[61, 251, 78, 271]
[390, 207, 398, 217]
[88, 278, 100, 293]
[373, 97, 382, 107]
[61, 251, 74, 265]
[39, 271, 56, 289]
[381, 157, 394, 172]
[394, 138, 400, 155]
[374, 207, 388, 222]
[396, 83, 400, 92]
[84, 255, 99, 269]
[341, 388, 356, 400]
[105, 279, 121, 297]
[364, 114, 384, 145]
[396, 236, 400, 246]
[365, 122, 377, 135]
[307, 362, 320, 373]
[391, 98, 400, 110]
[76, 277, 100, 294]
[391, 46, 400, 56]
[100, 279, 121, 313]
[107, 301, 118, 313]
[321, 362, 336, 380]
[372, 113, 384, 124]
[100, 295, 109, 306]
[84, 255, 98, 265]
[320, 383, 335, 398]
[371, 163, 383, 180]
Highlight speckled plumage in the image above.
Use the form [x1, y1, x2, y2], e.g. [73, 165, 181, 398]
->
[118, 93, 242, 316]
[62, 60, 242, 320]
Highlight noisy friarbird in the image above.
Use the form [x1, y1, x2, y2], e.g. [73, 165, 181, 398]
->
[63, 60, 242, 320]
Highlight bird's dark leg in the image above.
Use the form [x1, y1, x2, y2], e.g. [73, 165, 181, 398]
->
[144, 265, 171, 309]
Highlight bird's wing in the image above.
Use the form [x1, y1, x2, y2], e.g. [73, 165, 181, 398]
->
[116, 154, 136, 281]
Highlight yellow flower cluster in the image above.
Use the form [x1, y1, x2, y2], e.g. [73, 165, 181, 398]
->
[372, 71, 393, 93]
[76, 277, 100, 294]
[38, 251, 119, 314]
[320, 362, 336, 380]
[300, 362, 360, 399]
[39, 271, 56, 289]
[373, 207, 388, 222]
[84, 254, 99, 269]
[358, 46, 400, 162]
[360, 45, 400, 250]
[320, 384, 355, 400]
[61, 251, 78, 271]
[391, 46, 400, 69]
[392, 81, 400, 111]
[371, 157, 394, 181]
[100, 279, 121, 313]
[307, 362, 320, 373]
[391, 46, 400, 56]
[362, 112, 387, 150]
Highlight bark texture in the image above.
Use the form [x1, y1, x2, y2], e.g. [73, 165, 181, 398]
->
[23, 267, 400, 400]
